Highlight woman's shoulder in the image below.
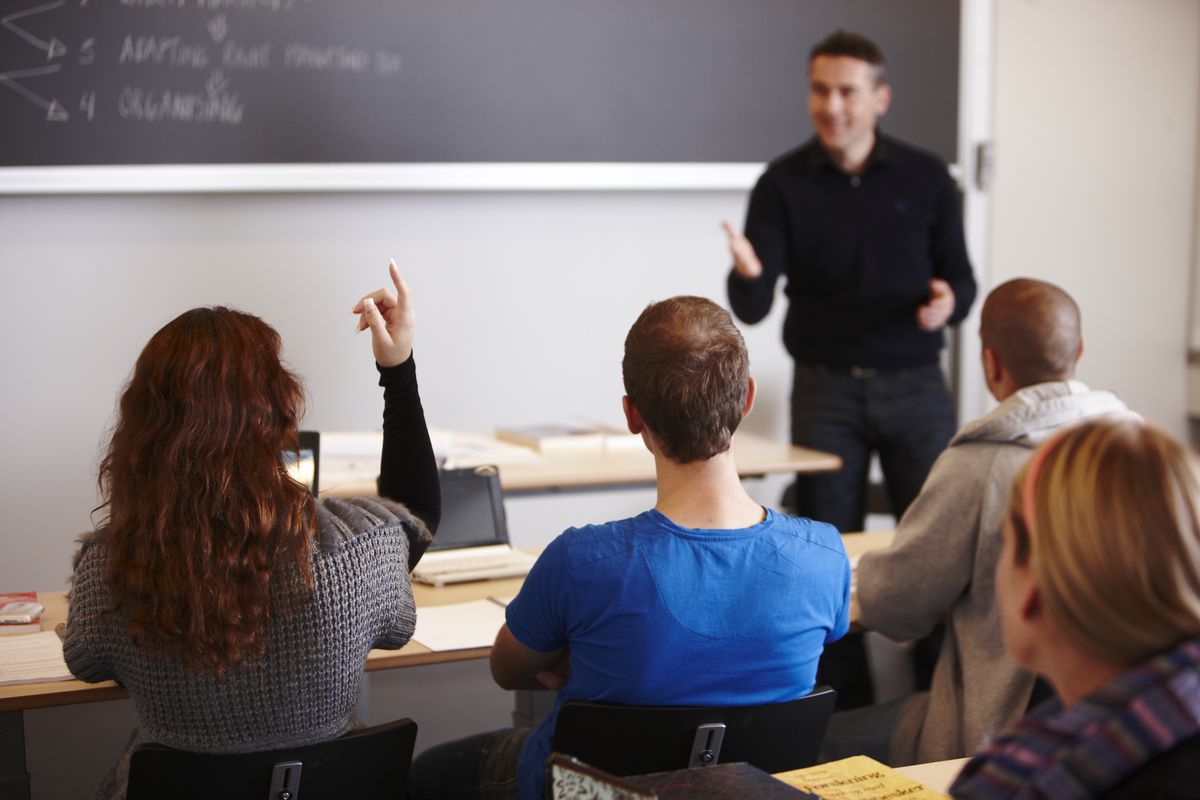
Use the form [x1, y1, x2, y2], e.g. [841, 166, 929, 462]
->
[71, 528, 111, 571]
[314, 496, 432, 561]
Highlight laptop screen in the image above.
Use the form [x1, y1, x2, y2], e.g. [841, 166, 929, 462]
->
[430, 465, 510, 551]
[284, 430, 321, 494]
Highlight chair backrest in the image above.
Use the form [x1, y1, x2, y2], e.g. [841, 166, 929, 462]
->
[550, 687, 836, 777]
[125, 718, 418, 800]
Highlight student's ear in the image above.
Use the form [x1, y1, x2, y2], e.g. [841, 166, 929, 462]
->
[622, 396, 645, 434]
[742, 376, 757, 418]
[1076, 337, 1085, 365]
[983, 347, 1003, 386]
[1019, 579, 1041, 623]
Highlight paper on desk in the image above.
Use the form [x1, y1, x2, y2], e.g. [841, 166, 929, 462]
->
[776, 756, 950, 799]
[412, 599, 507, 652]
[432, 429, 540, 470]
[0, 630, 73, 686]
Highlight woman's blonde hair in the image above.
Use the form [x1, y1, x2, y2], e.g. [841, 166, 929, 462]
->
[1009, 418, 1200, 666]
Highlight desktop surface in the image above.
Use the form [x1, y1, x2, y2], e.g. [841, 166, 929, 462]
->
[2, 532, 891, 712]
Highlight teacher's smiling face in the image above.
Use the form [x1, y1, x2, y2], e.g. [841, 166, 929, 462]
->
[808, 54, 891, 163]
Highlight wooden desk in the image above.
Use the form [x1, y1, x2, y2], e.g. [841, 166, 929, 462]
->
[2, 532, 892, 713]
[2, 532, 892, 714]
[0, 532, 892, 799]
[323, 432, 842, 496]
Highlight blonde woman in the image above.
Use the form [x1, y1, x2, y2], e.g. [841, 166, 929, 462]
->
[951, 418, 1200, 799]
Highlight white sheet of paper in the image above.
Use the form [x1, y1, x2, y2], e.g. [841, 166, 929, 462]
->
[0, 630, 73, 685]
[412, 599, 507, 652]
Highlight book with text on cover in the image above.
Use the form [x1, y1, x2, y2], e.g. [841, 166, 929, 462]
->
[0, 591, 43, 635]
[776, 755, 950, 799]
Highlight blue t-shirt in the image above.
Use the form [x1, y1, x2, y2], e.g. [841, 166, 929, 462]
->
[506, 508, 850, 799]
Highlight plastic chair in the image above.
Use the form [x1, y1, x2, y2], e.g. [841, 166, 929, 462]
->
[550, 687, 836, 777]
[125, 718, 418, 800]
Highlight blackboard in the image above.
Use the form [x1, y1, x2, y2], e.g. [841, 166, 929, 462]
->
[0, 0, 959, 167]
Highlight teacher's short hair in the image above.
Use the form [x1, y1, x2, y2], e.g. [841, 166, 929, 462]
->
[809, 30, 887, 85]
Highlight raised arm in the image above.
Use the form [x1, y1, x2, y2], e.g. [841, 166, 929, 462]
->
[725, 173, 788, 324]
[354, 261, 440, 533]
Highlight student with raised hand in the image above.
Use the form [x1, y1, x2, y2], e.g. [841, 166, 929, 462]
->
[63, 262, 438, 800]
[408, 296, 850, 800]
[950, 419, 1200, 799]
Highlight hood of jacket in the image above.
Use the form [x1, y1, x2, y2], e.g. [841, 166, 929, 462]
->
[951, 380, 1132, 449]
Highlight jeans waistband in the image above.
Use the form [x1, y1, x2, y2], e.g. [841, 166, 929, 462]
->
[796, 362, 941, 379]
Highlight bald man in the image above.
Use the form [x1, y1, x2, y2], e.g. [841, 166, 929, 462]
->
[821, 278, 1133, 766]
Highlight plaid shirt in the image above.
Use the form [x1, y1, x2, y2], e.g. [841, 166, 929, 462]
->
[950, 637, 1200, 799]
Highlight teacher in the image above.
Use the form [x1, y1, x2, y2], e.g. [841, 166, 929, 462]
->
[725, 29, 976, 540]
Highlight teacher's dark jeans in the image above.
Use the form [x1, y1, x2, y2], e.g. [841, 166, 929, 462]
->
[788, 362, 955, 535]
[788, 363, 955, 709]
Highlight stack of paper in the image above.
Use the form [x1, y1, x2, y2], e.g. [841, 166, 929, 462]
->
[0, 630, 72, 686]
[411, 599, 508, 651]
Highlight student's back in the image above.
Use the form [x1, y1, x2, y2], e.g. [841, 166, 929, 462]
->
[410, 296, 851, 800]
[508, 508, 849, 794]
[63, 265, 439, 799]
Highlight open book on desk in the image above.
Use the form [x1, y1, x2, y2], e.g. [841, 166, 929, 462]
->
[0, 630, 72, 686]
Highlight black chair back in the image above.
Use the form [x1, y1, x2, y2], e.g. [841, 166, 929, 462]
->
[550, 688, 835, 777]
[126, 718, 417, 800]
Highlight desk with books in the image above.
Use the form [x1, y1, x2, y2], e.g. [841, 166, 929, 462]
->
[319, 430, 842, 496]
[0, 532, 891, 798]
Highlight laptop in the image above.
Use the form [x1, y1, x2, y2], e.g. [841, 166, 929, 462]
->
[412, 465, 538, 587]
[284, 431, 321, 494]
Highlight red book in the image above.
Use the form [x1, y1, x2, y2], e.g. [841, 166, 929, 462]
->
[0, 591, 44, 635]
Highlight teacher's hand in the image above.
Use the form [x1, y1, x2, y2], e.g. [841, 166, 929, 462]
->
[353, 260, 415, 368]
[722, 220, 764, 280]
[916, 279, 955, 332]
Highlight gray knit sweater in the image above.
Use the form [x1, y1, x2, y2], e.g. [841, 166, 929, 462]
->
[63, 495, 431, 800]
[856, 381, 1131, 765]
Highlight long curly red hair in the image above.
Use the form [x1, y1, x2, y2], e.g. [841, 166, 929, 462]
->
[98, 307, 315, 676]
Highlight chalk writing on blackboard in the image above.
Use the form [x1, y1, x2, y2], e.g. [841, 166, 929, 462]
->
[1, 0, 402, 126]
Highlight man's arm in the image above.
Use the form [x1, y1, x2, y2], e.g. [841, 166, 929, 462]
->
[726, 173, 788, 325]
[927, 169, 977, 327]
[492, 533, 572, 690]
[855, 446, 991, 641]
[490, 625, 569, 691]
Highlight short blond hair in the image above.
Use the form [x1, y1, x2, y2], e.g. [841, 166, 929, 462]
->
[1010, 418, 1200, 666]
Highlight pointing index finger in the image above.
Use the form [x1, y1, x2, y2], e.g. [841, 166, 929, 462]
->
[389, 259, 404, 293]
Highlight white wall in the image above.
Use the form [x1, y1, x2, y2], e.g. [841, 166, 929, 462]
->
[990, 0, 1200, 435]
[0, 189, 801, 593]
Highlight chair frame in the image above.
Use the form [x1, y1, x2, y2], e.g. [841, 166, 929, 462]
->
[550, 687, 836, 777]
[125, 717, 418, 800]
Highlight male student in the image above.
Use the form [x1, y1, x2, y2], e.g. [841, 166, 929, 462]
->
[821, 278, 1131, 766]
[408, 296, 850, 800]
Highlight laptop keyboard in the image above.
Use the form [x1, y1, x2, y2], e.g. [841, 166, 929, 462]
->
[412, 551, 537, 587]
